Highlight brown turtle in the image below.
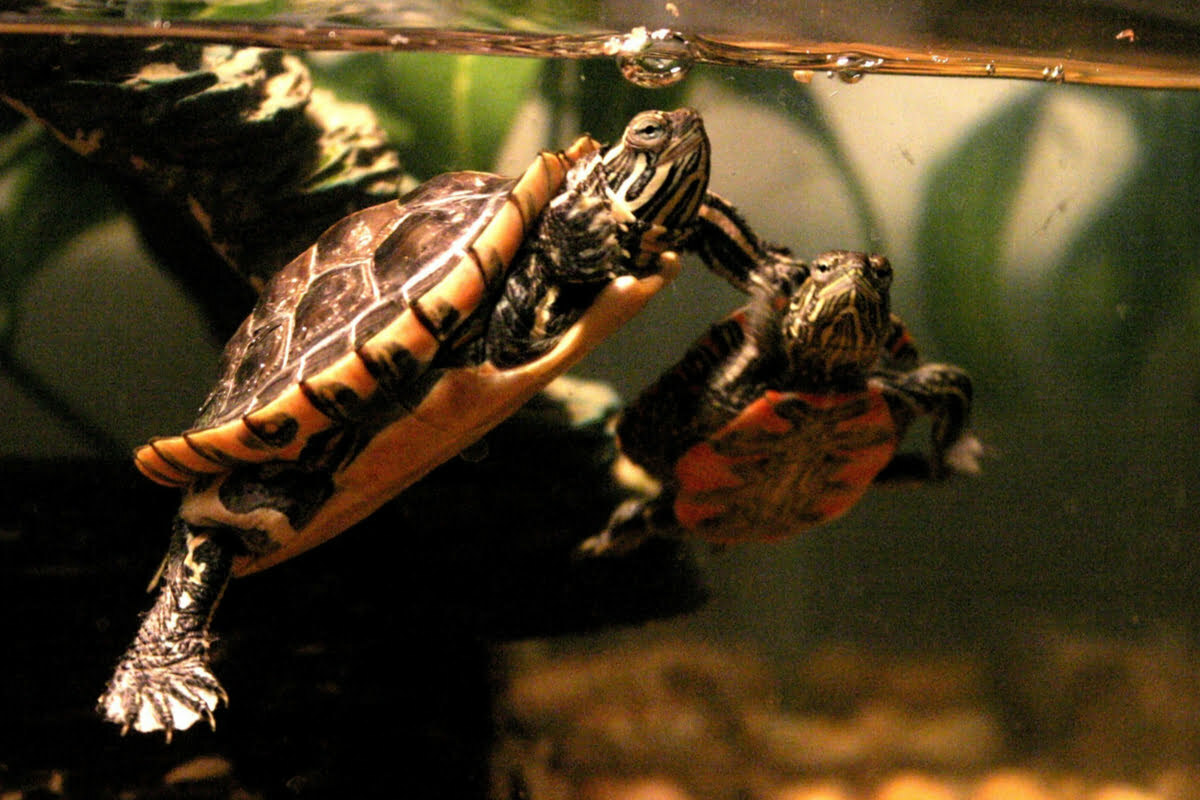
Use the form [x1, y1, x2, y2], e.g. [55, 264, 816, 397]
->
[99, 108, 802, 736]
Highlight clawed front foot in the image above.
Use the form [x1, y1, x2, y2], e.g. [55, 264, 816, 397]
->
[99, 636, 227, 740]
[875, 433, 986, 484]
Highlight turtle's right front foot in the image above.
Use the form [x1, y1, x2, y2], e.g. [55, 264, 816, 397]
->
[99, 636, 227, 739]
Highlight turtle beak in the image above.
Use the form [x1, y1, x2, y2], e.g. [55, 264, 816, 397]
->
[658, 107, 708, 165]
[629, 108, 710, 232]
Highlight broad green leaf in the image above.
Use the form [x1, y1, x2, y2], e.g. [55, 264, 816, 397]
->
[0, 122, 120, 343]
[1048, 90, 1200, 391]
[197, 0, 291, 21]
[916, 90, 1047, 396]
[0, 121, 127, 456]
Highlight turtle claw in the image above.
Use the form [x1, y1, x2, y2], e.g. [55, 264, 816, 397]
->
[575, 528, 619, 558]
[944, 433, 985, 476]
[577, 498, 667, 557]
[99, 642, 227, 739]
[100, 519, 235, 737]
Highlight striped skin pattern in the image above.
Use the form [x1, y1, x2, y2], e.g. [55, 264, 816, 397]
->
[590, 251, 978, 552]
[101, 109, 729, 738]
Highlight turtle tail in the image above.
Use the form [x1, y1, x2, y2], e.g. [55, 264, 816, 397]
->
[98, 517, 234, 740]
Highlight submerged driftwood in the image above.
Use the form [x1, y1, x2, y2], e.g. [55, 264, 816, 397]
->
[0, 383, 706, 797]
[0, 37, 709, 796]
[0, 35, 408, 332]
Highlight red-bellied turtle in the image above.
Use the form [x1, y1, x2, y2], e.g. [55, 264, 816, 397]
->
[99, 108, 802, 737]
[583, 250, 982, 553]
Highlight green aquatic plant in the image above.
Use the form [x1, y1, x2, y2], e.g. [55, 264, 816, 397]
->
[917, 87, 1200, 398]
[0, 118, 125, 455]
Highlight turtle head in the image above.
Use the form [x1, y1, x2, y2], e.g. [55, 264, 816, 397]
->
[782, 251, 892, 382]
[601, 108, 711, 266]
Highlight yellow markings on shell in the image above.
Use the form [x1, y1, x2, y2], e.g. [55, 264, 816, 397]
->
[133, 135, 602, 489]
[469, 237, 508, 290]
[132, 448, 186, 486]
[232, 249, 680, 576]
[356, 305, 443, 371]
[134, 439, 211, 487]
[302, 349, 377, 412]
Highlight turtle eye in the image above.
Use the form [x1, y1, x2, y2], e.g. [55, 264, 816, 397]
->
[869, 255, 892, 282]
[811, 252, 840, 275]
[625, 112, 670, 151]
[861, 254, 892, 292]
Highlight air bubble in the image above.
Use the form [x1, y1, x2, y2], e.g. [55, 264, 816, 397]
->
[830, 52, 883, 84]
[606, 27, 694, 88]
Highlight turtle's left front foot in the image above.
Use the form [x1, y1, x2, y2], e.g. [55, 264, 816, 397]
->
[876, 434, 986, 484]
[99, 635, 227, 739]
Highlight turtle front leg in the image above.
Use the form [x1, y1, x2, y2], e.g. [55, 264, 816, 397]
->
[690, 192, 808, 293]
[99, 517, 234, 740]
[877, 363, 981, 481]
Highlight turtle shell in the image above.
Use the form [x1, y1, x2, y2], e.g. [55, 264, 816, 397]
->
[625, 307, 901, 545]
[670, 386, 899, 543]
[136, 135, 601, 487]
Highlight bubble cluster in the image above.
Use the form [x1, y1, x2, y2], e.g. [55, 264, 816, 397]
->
[1043, 64, 1066, 82]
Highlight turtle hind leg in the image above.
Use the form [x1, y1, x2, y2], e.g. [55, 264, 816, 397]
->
[577, 496, 680, 558]
[98, 517, 235, 739]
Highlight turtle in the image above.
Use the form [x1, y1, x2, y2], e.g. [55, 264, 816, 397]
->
[98, 107, 803, 737]
[581, 250, 982, 554]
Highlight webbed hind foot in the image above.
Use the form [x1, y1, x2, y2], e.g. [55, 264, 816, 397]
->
[99, 637, 227, 739]
[578, 497, 678, 557]
[100, 518, 235, 739]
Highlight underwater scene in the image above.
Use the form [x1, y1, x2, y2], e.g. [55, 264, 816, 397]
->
[0, 2, 1199, 798]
